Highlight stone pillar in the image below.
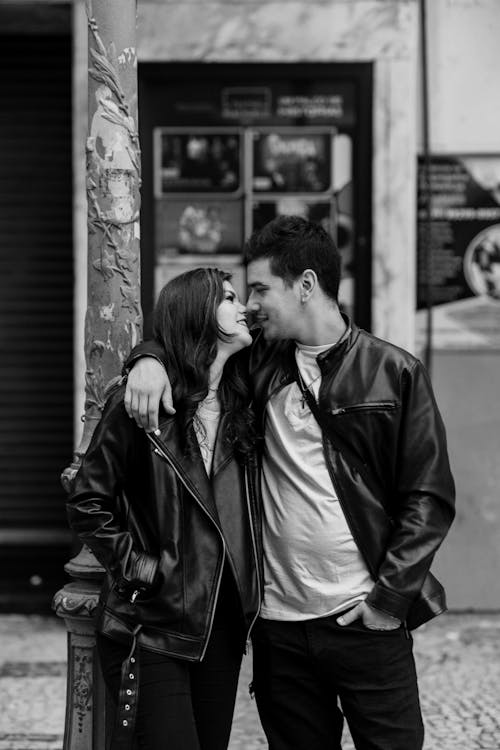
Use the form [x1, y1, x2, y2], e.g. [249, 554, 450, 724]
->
[53, 1, 141, 748]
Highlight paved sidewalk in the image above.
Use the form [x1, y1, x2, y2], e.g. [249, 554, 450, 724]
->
[0, 613, 499, 749]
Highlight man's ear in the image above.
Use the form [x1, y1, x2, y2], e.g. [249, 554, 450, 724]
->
[300, 269, 317, 302]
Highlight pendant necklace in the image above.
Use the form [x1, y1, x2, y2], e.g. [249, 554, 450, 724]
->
[297, 369, 321, 408]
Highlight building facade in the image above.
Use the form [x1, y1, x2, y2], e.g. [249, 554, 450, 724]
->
[1, 0, 499, 609]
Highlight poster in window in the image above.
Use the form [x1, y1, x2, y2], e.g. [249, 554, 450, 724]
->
[252, 131, 332, 193]
[158, 131, 241, 193]
[252, 198, 333, 233]
[155, 199, 243, 257]
[417, 155, 500, 349]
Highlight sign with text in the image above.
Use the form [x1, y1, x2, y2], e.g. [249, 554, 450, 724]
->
[221, 87, 272, 120]
[417, 155, 500, 349]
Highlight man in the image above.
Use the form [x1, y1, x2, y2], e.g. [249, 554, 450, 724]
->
[124, 216, 455, 750]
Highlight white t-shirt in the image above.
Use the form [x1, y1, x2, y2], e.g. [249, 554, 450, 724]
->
[194, 396, 221, 475]
[259, 341, 373, 621]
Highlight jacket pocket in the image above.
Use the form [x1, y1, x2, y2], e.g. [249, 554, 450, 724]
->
[329, 400, 399, 417]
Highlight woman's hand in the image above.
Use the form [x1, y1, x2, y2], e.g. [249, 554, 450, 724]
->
[124, 357, 175, 432]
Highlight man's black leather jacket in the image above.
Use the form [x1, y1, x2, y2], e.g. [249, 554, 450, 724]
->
[126, 318, 455, 629]
[67, 385, 262, 660]
[249, 320, 455, 628]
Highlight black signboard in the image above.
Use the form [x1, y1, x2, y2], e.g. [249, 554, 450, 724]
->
[417, 155, 500, 308]
[221, 87, 272, 120]
[162, 80, 356, 128]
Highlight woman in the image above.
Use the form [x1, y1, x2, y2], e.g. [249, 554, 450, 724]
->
[67, 268, 262, 750]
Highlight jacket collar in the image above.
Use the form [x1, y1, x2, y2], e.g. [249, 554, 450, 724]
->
[211, 412, 235, 476]
[316, 315, 359, 372]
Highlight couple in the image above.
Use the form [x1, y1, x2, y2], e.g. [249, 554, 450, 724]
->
[68, 215, 455, 750]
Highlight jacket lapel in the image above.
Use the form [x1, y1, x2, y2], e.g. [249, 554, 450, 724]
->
[153, 418, 220, 527]
[211, 412, 235, 477]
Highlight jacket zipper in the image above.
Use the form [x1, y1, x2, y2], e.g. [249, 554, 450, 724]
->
[329, 401, 397, 417]
[244, 466, 262, 652]
[147, 432, 226, 661]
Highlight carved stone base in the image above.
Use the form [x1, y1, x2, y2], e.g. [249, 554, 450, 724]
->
[53, 580, 100, 624]
[53, 580, 109, 750]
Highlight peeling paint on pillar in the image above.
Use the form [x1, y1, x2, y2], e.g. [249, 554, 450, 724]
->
[70, 0, 142, 472]
[55, 8, 142, 747]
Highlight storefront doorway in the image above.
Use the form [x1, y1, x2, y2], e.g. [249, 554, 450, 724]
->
[139, 63, 372, 332]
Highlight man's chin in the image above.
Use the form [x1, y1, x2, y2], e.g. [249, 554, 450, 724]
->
[261, 326, 277, 341]
[251, 320, 280, 341]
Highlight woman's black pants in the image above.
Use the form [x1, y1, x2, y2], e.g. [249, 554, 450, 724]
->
[97, 573, 244, 750]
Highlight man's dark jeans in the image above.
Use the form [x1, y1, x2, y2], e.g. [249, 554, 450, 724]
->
[252, 613, 424, 750]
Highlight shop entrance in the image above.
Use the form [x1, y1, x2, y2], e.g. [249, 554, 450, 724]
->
[0, 25, 73, 609]
[139, 63, 372, 331]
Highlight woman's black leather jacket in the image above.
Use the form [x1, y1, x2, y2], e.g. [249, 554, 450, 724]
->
[67, 385, 262, 660]
[249, 320, 456, 629]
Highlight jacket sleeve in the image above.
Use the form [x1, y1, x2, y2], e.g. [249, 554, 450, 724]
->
[123, 339, 169, 374]
[66, 392, 160, 601]
[365, 359, 456, 620]
[125, 331, 263, 377]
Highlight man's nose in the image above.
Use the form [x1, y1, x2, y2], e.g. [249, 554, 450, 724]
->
[246, 291, 258, 311]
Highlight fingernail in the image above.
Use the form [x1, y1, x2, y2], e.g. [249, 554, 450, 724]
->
[337, 617, 345, 626]
[154, 428, 160, 436]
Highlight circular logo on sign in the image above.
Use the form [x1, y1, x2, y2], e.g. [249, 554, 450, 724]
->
[463, 225, 500, 300]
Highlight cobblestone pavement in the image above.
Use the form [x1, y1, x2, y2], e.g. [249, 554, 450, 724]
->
[230, 614, 500, 750]
[0, 613, 499, 750]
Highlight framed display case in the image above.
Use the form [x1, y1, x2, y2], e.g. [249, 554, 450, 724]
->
[153, 126, 337, 261]
[155, 198, 244, 257]
[251, 129, 333, 194]
[154, 128, 243, 196]
[140, 64, 371, 330]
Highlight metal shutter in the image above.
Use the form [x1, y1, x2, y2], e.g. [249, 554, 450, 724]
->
[0, 34, 73, 604]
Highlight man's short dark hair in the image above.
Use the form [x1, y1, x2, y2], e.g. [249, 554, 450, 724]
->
[243, 215, 341, 301]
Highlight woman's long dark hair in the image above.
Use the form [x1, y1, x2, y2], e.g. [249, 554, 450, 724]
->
[152, 268, 257, 460]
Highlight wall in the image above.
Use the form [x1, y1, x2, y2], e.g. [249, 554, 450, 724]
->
[421, 0, 500, 153]
[419, 0, 500, 608]
[431, 351, 500, 609]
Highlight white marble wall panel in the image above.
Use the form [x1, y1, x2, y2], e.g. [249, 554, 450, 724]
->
[422, 0, 500, 152]
[372, 57, 418, 346]
[138, 2, 416, 63]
